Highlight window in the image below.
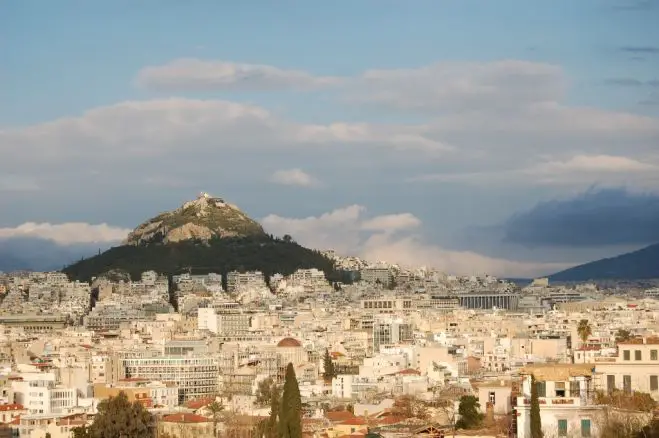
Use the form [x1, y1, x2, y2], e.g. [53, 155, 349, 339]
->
[536, 381, 546, 397]
[581, 419, 591, 438]
[558, 419, 568, 437]
[607, 375, 616, 393]
[635, 350, 642, 361]
[489, 391, 496, 405]
[555, 381, 566, 397]
[651, 376, 658, 392]
[651, 350, 658, 361]
[623, 350, 630, 360]
[623, 375, 632, 394]
[570, 380, 581, 397]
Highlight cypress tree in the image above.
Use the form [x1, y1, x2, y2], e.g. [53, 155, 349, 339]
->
[323, 349, 336, 381]
[266, 384, 281, 438]
[530, 375, 543, 438]
[279, 363, 302, 438]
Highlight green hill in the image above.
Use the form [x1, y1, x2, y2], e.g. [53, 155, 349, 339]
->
[63, 235, 342, 283]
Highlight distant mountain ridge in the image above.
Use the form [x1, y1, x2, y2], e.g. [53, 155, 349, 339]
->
[549, 242, 659, 282]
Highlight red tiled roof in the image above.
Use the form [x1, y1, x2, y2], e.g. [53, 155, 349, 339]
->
[340, 417, 368, 426]
[326, 411, 356, 422]
[185, 397, 215, 410]
[162, 413, 211, 424]
[0, 404, 23, 411]
[377, 416, 406, 425]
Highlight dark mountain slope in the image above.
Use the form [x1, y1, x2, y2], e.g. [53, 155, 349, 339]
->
[549, 243, 659, 282]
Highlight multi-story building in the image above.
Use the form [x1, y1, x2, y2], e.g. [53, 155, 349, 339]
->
[593, 337, 659, 399]
[456, 293, 519, 311]
[372, 318, 413, 353]
[360, 265, 393, 287]
[226, 271, 266, 292]
[12, 374, 77, 415]
[516, 364, 602, 438]
[121, 355, 219, 403]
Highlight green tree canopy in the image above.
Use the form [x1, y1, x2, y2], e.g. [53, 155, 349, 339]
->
[615, 329, 633, 344]
[456, 395, 482, 429]
[255, 377, 279, 407]
[72, 392, 154, 438]
[323, 349, 336, 381]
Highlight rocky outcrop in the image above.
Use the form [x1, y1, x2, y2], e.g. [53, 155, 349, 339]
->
[164, 223, 214, 243]
[123, 192, 266, 246]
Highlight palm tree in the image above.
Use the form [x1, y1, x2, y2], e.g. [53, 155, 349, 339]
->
[207, 399, 225, 438]
[577, 319, 592, 345]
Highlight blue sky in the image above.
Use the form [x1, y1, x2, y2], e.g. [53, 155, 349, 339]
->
[1, 0, 659, 277]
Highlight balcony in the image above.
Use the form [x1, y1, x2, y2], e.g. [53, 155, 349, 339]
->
[518, 396, 583, 406]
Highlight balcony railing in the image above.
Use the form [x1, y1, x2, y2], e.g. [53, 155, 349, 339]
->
[518, 396, 583, 406]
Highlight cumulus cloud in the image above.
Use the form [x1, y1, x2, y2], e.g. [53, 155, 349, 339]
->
[502, 188, 659, 247]
[136, 58, 342, 91]
[270, 169, 321, 187]
[0, 98, 444, 174]
[261, 205, 564, 277]
[0, 222, 131, 245]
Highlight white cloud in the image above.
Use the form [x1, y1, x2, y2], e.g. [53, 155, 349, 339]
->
[351, 60, 565, 113]
[412, 154, 659, 189]
[0, 222, 131, 245]
[261, 205, 564, 277]
[0, 98, 443, 174]
[361, 213, 421, 232]
[530, 154, 657, 174]
[136, 58, 342, 91]
[271, 169, 321, 187]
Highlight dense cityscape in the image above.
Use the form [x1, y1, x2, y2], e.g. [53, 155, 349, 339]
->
[4, 1, 659, 438]
[0, 258, 658, 437]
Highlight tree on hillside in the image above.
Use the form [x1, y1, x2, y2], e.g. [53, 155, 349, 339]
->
[530, 375, 543, 438]
[323, 349, 336, 381]
[595, 390, 657, 412]
[262, 384, 282, 438]
[455, 395, 482, 429]
[577, 319, 592, 345]
[392, 395, 429, 420]
[71, 392, 155, 438]
[615, 329, 633, 344]
[255, 377, 279, 407]
[278, 363, 302, 438]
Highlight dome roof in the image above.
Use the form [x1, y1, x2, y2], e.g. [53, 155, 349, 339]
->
[277, 337, 302, 348]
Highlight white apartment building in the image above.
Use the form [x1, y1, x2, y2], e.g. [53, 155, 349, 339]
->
[361, 265, 393, 287]
[372, 318, 414, 352]
[593, 337, 659, 399]
[198, 307, 251, 334]
[121, 355, 219, 403]
[226, 271, 266, 292]
[516, 364, 601, 438]
[12, 373, 77, 415]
